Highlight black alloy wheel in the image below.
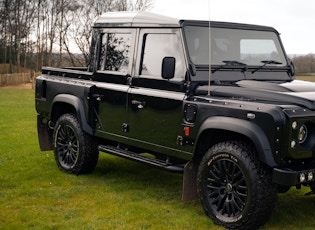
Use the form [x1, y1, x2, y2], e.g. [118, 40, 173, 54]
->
[206, 157, 248, 218]
[55, 122, 79, 170]
[198, 141, 276, 229]
[53, 113, 99, 175]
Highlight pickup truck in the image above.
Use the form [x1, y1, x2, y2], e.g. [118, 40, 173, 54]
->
[36, 11, 315, 229]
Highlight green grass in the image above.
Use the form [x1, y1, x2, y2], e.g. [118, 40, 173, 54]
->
[1, 88, 315, 229]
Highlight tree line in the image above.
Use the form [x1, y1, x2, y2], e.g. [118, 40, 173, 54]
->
[1, 0, 314, 75]
[0, 0, 153, 72]
[291, 54, 315, 75]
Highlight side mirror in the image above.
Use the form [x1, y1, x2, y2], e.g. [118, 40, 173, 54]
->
[162, 57, 175, 80]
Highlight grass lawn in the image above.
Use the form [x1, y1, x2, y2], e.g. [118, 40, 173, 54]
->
[1, 87, 315, 229]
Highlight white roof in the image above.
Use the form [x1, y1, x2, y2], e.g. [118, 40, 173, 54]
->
[94, 11, 182, 28]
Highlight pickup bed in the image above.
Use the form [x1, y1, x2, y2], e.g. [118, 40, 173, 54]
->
[36, 11, 315, 229]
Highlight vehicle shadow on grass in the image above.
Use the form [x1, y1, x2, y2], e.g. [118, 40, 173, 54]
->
[93, 153, 315, 230]
[262, 188, 315, 229]
[88, 154, 219, 229]
[93, 154, 184, 200]
[94, 154, 315, 229]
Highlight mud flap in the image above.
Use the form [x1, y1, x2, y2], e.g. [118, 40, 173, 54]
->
[37, 115, 53, 151]
[182, 161, 200, 201]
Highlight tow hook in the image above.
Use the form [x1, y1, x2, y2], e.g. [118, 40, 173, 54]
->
[48, 120, 55, 129]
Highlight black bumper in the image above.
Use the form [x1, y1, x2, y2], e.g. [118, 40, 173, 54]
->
[273, 168, 315, 186]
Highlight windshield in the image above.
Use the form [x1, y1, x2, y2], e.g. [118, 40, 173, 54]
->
[184, 26, 287, 67]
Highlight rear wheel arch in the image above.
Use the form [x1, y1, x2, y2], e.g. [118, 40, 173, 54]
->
[51, 94, 93, 135]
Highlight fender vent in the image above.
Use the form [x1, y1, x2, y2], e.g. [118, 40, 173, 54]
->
[184, 104, 197, 123]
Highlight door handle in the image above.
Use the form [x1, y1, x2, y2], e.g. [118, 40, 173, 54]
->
[131, 100, 145, 109]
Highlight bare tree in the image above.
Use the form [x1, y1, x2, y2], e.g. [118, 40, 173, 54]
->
[35, 0, 44, 70]
[116, 0, 128, 11]
[0, 0, 8, 66]
[68, 0, 116, 64]
[0, 0, 36, 71]
[292, 54, 315, 74]
[44, 1, 58, 66]
[130, 0, 154, 11]
[0, 0, 155, 70]
[69, 0, 154, 66]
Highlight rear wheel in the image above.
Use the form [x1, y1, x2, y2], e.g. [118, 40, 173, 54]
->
[53, 113, 99, 175]
[198, 141, 276, 229]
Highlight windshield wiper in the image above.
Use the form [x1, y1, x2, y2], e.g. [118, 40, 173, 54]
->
[251, 60, 282, 74]
[212, 60, 247, 73]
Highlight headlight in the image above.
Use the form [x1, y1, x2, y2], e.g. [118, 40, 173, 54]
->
[298, 124, 308, 144]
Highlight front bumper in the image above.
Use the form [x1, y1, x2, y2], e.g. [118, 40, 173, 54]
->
[273, 168, 315, 186]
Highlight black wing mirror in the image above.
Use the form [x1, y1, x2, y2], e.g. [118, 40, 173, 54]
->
[162, 57, 175, 80]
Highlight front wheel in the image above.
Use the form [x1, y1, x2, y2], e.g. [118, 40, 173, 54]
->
[53, 113, 99, 175]
[197, 141, 276, 229]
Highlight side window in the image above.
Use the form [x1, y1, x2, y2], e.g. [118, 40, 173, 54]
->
[98, 33, 132, 73]
[140, 33, 184, 79]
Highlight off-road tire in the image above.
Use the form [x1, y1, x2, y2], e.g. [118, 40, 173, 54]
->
[197, 141, 276, 229]
[53, 113, 99, 175]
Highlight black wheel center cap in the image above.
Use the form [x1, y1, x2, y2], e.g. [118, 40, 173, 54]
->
[226, 183, 233, 192]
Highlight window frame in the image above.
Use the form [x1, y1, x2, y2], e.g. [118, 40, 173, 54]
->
[134, 28, 187, 80]
[96, 28, 136, 75]
[183, 25, 287, 67]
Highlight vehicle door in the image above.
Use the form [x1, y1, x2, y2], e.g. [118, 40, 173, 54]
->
[92, 29, 135, 142]
[126, 29, 187, 156]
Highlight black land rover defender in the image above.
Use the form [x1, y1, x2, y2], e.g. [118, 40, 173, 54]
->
[36, 12, 315, 229]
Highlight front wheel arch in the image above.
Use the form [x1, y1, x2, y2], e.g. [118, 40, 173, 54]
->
[194, 117, 277, 167]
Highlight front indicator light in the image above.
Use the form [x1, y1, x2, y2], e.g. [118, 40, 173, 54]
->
[292, 121, 298, 130]
[291, 140, 296, 148]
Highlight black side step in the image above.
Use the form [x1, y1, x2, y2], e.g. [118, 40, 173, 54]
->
[98, 145, 184, 173]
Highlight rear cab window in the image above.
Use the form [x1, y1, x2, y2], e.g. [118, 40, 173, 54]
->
[95, 29, 136, 77]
